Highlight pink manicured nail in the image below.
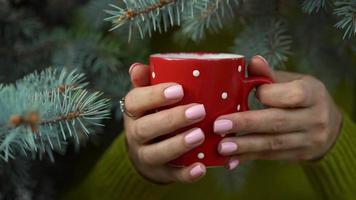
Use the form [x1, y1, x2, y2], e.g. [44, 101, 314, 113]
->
[164, 85, 184, 100]
[129, 63, 140, 75]
[255, 55, 268, 65]
[185, 128, 204, 146]
[228, 158, 239, 170]
[185, 104, 206, 120]
[214, 119, 233, 133]
[219, 142, 237, 155]
[190, 165, 206, 178]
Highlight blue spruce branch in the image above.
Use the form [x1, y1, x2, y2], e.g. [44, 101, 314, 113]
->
[302, 0, 356, 39]
[232, 19, 292, 69]
[0, 68, 111, 162]
[105, 0, 240, 41]
[302, 0, 332, 13]
[179, 0, 239, 41]
[106, 0, 355, 41]
[105, 0, 185, 41]
[334, 0, 356, 39]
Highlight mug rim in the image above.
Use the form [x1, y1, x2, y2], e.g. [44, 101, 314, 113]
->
[150, 52, 244, 60]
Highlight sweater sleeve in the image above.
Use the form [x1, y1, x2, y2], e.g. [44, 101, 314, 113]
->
[62, 133, 169, 200]
[302, 112, 356, 200]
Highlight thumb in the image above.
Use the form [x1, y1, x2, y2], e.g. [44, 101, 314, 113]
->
[248, 55, 302, 83]
[248, 55, 276, 81]
[129, 63, 151, 87]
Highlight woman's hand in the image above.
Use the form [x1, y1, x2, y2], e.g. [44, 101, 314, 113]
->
[214, 56, 343, 170]
[123, 63, 207, 184]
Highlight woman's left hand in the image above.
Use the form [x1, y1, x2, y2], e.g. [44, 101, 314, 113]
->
[214, 56, 343, 170]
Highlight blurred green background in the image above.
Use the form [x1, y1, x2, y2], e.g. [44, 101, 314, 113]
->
[0, 0, 355, 199]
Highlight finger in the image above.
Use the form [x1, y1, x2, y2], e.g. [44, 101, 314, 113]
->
[256, 76, 314, 108]
[236, 148, 304, 162]
[214, 108, 306, 135]
[218, 132, 308, 156]
[165, 163, 206, 183]
[273, 71, 303, 83]
[129, 63, 151, 88]
[224, 157, 240, 171]
[133, 104, 206, 143]
[125, 83, 185, 118]
[248, 55, 276, 81]
[248, 56, 303, 83]
[138, 128, 205, 165]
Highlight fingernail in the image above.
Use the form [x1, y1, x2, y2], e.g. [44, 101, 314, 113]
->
[164, 85, 184, 100]
[190, 165, 206, 178]
[185, 128, 204, 146]
[228, 158, 239, 170]
[219, 142, 237, 155]
[214, 119, 233, 133]
[185, 104, 206, 120]
[255, 55, 268, 65]
[129, 63, 140, 75]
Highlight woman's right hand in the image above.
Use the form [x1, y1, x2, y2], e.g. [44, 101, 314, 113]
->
[123, 63, 207, 184]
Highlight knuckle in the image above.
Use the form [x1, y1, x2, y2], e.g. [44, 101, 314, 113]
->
[310, 77, 327, 99]
[133, 122, 146, 142]
[268, 137, 285, 151]
[289, 80, 306, 106]
[315, 111, 329, 130]
[138, 148, 155, 166]
[239, 114, 255, 131]
[271, 113, 286, 133]
[312, 133, 328, 146]
[256, 85, 269, 103]
[141, 86, 156, 105]
[125, 90, 139, 114]
[146, 86, 156, 101]
[162, 111, 178, 130]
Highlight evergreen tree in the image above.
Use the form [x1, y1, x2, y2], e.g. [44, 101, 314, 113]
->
[0, 0, 355, 199]
[106, 0, 355, 69]
[0, 0, 148, 198]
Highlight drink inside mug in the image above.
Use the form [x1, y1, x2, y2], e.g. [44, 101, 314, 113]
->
[150, 52, 244, 60]
[150, 52, 272, 167]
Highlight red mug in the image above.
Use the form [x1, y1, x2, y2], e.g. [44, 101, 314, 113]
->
[150, 53, 272, 167]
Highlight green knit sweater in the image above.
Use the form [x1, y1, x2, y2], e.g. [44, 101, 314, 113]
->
[64, 85, 356, 200]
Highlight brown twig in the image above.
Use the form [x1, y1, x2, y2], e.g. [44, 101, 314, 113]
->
[114, 0, 177, 24]
[8, 111, 82, 134]
[41, 112, 81, 125]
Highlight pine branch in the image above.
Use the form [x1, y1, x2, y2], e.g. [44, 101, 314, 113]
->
[232, 18, 292, 69]
[105, 0, 184, 40]
[334, 0, 356, 39]
[0, 68, 111, 162]
[179, 0, 239, 41]
[112, 0, 177, 23]
[302, 0, 332, 13]
[16, 68, 88, 93]
[105, 0, 241, 41]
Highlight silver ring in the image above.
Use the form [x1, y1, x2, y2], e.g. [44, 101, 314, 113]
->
[119, 97, 137, 118]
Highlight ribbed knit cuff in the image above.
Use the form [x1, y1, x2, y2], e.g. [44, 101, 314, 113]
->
[64, 133, 167, 200]
[302, 113, 356, 199]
